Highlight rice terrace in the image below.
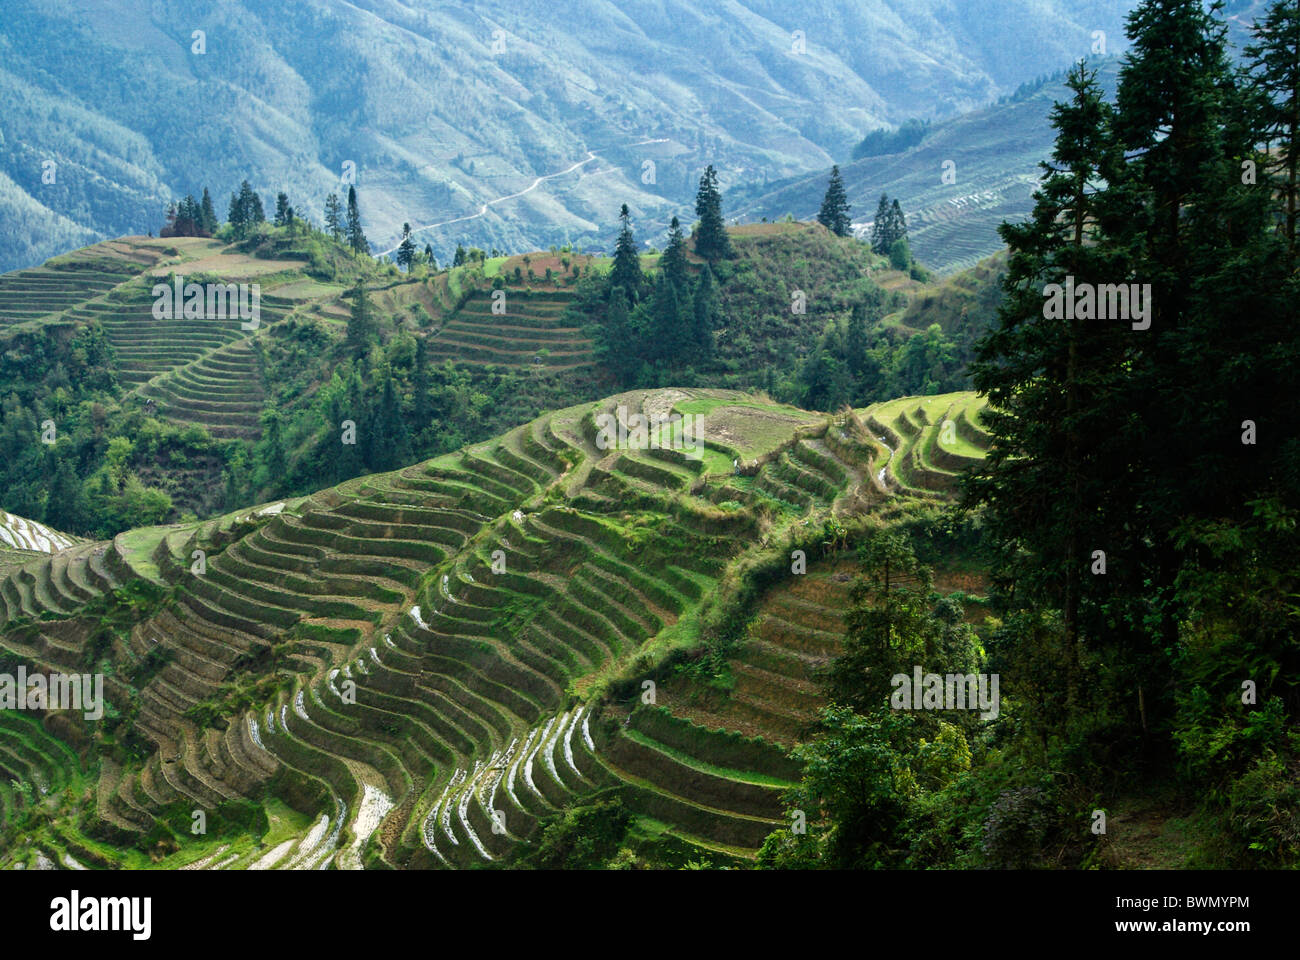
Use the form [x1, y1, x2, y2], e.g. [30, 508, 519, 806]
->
[0, 0, 1296, 944]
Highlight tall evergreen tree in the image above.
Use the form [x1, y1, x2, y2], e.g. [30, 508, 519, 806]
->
[333, 370, 369, 481]
[870, 194, 893, 253]
[396, 222, 417, 271]
[888, 200, 908, 246]
[45, 456, 88, 534]
[372, 375, 412, 470]
[229, 180, 264, 238]
[163, 195, 209, 237]
[248, 187, 266, 224]
[324, 193, 344, 241]
[259, 406, 287, 479]
[600, 289, 636, 384]
[199, 188, 218, 234]
[609, 204, 643, 303]
[965, 61, 1126, 704]
[649, 278, 687, 363]
[345, 185, 370, 254]
[817, 165, 853, 236]
[228, 191, 244, 233]
[424, 244, 436, 269]
[1246, 0, 1300, 266]
[693, 165, 733, 261]
[845, 302, 870, 379]
[346, 282, 375, 354]
[659, 216, 690, 291]
[274, 192, 291, 227]
[1103, 0, 1249, 654]
[971, 1, 1299, 783]
[692, 263, 718, 360]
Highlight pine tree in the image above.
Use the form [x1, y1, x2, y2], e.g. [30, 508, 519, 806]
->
[228, 192, 243, 234]
[888, 200, 908, 246]
[163, 195, 208, 237]
[346, 186, 370, 254]
[1246, 0, 1300, 265]
[396, 222, 417, 271]
[600, 290, 636, 384]
[184, 195, 202, 234]
[609, 204, 643, 303]
[649, 278, 686, 364]
[248, 188, 265, 224]
[870, 194, 892, 254]
[199, 188, 218, 234]
[692, 263, 718, 360]
[372, 376, 412, 470]
[424, 244, 436, 269]
[817, 165, 852, 236]
[230, 180, 264, 238]
[693, 165, 733, 261]
[659, 216, 690, 291]
[45, 456, 88, 534]
[346, 282, 375, 353]
[1105, 0, 1248, 651]
[970, 3, 1298, 755]
[334, 371, 369, 480]
[453, 244, 466, 267]
[324, 193, 344, 242]
[274, 192, 290, 227]
[965, 61, 1126, 704]
[260, 407, 287, 479]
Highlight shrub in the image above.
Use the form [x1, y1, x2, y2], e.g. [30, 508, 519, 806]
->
[889, 237, 911, 271]
[527, 796, 632, 869]
[1222, 741, 1300, 866]
[981, 785, 1052, 869]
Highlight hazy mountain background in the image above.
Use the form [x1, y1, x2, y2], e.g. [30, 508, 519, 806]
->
[728, 60, 1126, 275]
[0, 0, 1152, 272]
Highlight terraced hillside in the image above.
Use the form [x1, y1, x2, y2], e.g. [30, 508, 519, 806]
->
[431, 289, 593, 373]
[0, 386, 988, 869]
[0, 236, 314, 443]
[0, 511, 80, 554]
[861, 392, 990, 498]
[0, 236, 603, 454]
[0, 241, 163, 329]
[137, 339, 270, 441]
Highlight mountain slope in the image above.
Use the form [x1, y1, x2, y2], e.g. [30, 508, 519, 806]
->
[2, 222, 980, 541]
[0, 0, 1139, 271]
[0, 386, 988, 868]
[729, 60, 1123, 275]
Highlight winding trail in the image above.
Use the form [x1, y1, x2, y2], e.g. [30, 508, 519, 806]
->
[377, 138, 671, 256]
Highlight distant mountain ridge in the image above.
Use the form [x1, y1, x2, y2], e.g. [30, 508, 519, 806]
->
[729, 60, 1124, 275]
[0, 0, 1140, 272]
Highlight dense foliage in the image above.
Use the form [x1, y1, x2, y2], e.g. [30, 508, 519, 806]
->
[764, 0, 1300, 871]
